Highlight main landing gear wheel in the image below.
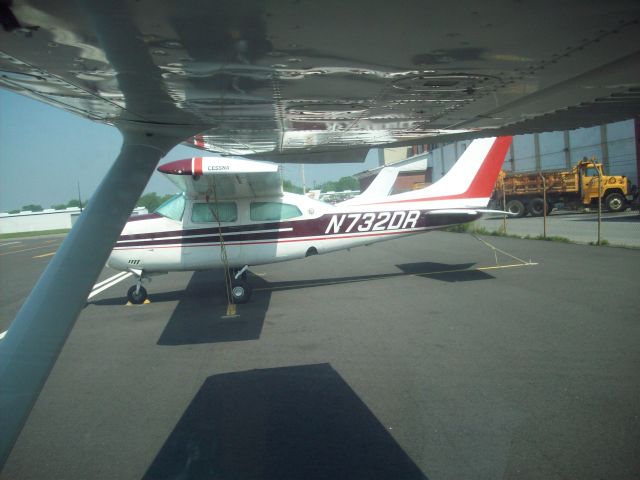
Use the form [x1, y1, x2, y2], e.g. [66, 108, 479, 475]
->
[127, 285, 148, 304]
[230, 280, 252, 304]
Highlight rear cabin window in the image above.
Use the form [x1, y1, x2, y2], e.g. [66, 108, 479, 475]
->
[154, 194, 186, 221]
[250, 202, 302, 221]
[191, 202, 237, 223]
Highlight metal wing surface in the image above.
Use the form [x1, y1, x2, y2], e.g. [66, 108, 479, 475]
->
[158, 157, 283, 199]
[1, 1, 639, 161]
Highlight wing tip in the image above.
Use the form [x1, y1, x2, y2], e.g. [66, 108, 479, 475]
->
[157, 159, 193, 175]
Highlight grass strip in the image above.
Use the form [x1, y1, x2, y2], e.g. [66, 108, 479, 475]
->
[0, 229, 70, 240]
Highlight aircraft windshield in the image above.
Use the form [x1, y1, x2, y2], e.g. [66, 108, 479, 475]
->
[154, 193, 185, 221]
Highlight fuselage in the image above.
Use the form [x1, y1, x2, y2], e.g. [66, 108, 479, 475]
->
[107, 191, 481, 273]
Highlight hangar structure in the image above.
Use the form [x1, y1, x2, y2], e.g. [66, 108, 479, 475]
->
[360, 118, 639, 193]
[434, 119, 640, 184]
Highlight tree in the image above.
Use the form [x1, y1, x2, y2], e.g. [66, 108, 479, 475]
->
[51, 204, 67, 210]
[66, 199, 82, 208]
[8, 209, 19, 214]
[318, 176, 359, 193]
[136, 192, 173, 212]
[283, 179, 303, 194]
[321, 180, 338, 192]
[336, 176, 359, 192]
[21, 204, 43, 212]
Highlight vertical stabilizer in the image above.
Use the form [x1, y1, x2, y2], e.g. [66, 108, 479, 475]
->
[354, 136, 512, 207]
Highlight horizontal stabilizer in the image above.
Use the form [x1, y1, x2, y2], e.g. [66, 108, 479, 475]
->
[427, 208, 514, 217]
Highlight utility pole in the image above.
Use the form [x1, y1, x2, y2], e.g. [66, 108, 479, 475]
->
[77, 180, 83, 212]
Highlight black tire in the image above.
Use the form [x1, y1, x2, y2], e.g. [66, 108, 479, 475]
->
[604, 192, 625, 212]
[528, 197, 545, 217]
[127, 285, 147, 304]
[506, 199, 526, 218]
[230, 280, 252, 304]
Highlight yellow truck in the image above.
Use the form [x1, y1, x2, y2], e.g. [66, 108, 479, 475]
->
[493, 158, 635, 217]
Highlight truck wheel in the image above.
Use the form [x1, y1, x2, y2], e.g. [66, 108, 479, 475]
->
[528, 198, 545, 217]
[506, 199, 526, 218]
[604, 193, 625, 212]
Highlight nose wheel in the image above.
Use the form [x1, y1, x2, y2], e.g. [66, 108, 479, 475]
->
[127, 284, 148, 304]
[126, 269, 149, 304]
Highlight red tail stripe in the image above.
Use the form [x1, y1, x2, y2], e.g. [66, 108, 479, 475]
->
[460, 136, 512, 199]
[371, 136, 512, 204]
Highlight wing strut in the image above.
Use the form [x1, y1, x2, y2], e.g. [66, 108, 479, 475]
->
[0, 129, 182, 468]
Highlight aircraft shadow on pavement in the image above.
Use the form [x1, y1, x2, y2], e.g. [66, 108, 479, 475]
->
[396, 262, 494, 282]
[157, 269, 272, 346]
[260, 261, 494, 293]
[142, 363, 429, 480]
[95, 262, 493, 346]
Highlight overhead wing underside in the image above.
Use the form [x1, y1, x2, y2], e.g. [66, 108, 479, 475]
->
[0, 1, 639, 161]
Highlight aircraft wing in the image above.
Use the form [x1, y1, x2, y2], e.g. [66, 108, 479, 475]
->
[1, 1, 639, 161]
[2, 1, 640, 467]
[157, 157, 282, 199]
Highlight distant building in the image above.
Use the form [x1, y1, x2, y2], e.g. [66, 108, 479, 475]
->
[355, 153, 432, 194]
[0, 207, 148, 235]
[359, 119, 639, 194]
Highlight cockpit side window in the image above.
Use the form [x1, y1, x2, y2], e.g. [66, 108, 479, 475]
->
[191, 202, 237, 223]
[154, 194, 186, 221]
[250, 202, 302, 221]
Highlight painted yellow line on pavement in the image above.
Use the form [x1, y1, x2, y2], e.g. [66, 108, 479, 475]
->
[0, 244, 61, 256]
[33, 252, 56, 258]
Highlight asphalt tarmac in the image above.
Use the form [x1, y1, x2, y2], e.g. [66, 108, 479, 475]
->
[1, 232, 639, 479]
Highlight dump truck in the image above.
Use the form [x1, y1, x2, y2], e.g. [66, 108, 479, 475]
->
[492, 158, 636, 217]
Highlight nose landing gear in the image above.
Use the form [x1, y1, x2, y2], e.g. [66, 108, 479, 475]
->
[127, 284, 148, 304]
[228, 265, 252, 304]
[127, 269, 149, 304]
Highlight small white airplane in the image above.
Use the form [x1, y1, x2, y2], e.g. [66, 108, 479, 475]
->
[107, 136, 512, 304]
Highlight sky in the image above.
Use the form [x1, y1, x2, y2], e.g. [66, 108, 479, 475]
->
[0, 90, 380, 213]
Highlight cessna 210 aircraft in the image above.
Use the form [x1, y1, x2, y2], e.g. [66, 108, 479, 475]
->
[108, 136, 512, 304]
[1, 0, 639, 469]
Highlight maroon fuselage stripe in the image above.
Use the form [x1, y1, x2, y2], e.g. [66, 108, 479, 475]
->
[114, 211, 480, 249]
[114, 228, 430, 250]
